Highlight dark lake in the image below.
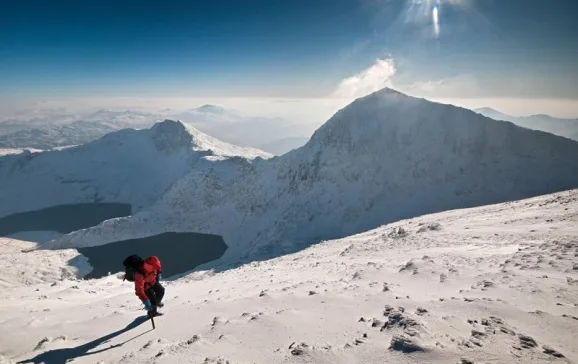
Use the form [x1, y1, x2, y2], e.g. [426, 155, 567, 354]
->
[79, 232, 228, 279]
[0, 203, 132, 236]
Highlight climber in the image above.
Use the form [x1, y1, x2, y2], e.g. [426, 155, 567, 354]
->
[123, 254, 165, 317]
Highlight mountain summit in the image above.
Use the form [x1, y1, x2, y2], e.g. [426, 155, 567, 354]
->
[149, 119, 194, 152]
[194, 104, 228, 114]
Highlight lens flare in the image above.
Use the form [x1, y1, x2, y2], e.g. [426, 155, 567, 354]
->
[402, 0, 466, 39]
[433, 5, 440, 37]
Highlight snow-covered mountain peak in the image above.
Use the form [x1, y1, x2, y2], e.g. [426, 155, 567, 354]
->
[194, 104, 228, 114]
[475, 107, 502, 114]
[305, 88, 442, 153]
[148, 119, 271, 159]
[474, 107, 512, 121]
[148, 119, 194, 153]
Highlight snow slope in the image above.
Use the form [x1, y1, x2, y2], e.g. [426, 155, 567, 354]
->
[0, 238, 90, 288]
[48, 89, 578, 269]
[1, 189, 577, 363]
[0, 120, 270, 219]
[0, 148, 28, 156]
[475, 107, 578, 141]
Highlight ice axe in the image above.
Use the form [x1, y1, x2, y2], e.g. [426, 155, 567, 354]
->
[148, 312, 156, 330]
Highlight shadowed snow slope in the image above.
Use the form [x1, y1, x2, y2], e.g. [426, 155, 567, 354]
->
[44, 89, 578, 269]
[0, 120, 270, 220]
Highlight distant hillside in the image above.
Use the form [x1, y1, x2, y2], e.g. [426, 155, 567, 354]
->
[475, 107, 578, 141]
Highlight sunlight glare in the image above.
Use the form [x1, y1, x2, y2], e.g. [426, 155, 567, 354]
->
[433, 4, 440, 37]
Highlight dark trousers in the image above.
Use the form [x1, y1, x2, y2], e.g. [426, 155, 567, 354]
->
[145, 280, 165, 307]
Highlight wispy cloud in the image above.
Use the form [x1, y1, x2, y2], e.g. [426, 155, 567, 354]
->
[400, 76, 482, 98]
[333, 58, 396, 99]
[403, 79, 447, 93]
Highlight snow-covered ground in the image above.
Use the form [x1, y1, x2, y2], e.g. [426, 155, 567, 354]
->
[0, 148, 41, 156]
[1, 189, 577, 364]
[0, 238, 89, 288]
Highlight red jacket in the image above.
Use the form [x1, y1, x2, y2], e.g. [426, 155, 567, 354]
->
[134, 256, 161, 301]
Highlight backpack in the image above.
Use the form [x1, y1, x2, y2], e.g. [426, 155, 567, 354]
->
[123, 255, 162, 282]
[123, 254, 144, 282]
[124, 267, 136, 282]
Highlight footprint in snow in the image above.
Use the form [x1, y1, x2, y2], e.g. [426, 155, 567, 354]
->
[389, 335, 425, 353]
[416, 222, 442, 233]
[416, 307, 428, 316]
[399, 260, 417, 273]
[352, 271, 362, 280]
[34, 337, 51, 351]
[543, 345, 565, 358]
[33, 335, 67, 351]
[289, 342, 311, 356]
[518, 334, 538, 349]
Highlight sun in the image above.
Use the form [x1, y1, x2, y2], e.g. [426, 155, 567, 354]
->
[403, 0, 468, 39]
[432, 4, 440, 37]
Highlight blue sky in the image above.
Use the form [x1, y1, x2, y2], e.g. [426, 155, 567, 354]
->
[1, 0, 577, 99]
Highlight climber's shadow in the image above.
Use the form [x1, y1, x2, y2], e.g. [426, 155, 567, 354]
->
[18, 316, 150, 364]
